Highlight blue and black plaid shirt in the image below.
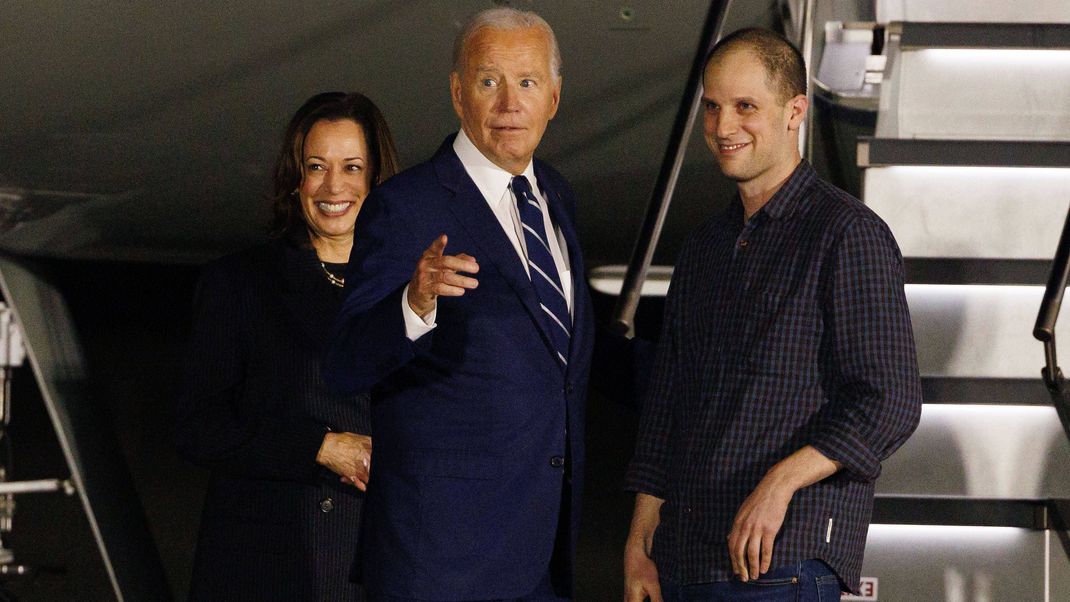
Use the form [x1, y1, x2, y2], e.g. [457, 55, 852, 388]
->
[625, 161, 922, 592]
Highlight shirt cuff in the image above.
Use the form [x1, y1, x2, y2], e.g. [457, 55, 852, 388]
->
[402, 283, 436, 341]
[623, 463, 666, 498]
[809, 426, 882, 483]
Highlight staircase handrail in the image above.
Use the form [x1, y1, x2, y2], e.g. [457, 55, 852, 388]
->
[1034, 205, 1070, 393]
[610, 0, 730, 337]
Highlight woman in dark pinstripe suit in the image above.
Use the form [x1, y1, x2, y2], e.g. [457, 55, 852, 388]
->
[175, 92, 399, 601]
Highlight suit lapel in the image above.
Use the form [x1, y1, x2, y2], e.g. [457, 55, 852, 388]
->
[432, 140, 563, 367]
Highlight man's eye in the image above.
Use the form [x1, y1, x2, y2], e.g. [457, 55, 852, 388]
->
[481, 78, 496, 87]
[704, 101, 718, 112]
[520, 79, 535, 88]
[739, 102, 754, 110]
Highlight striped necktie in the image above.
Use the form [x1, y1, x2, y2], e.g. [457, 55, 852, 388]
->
[512, 175, 570, 366]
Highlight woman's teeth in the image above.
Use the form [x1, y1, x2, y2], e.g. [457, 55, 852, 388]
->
[316, 201, 350, 214]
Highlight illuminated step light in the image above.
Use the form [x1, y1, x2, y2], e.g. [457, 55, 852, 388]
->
[910, 48, 1070, 66]
[866, 524, 1031, 541]
[587, 265, 672, 297]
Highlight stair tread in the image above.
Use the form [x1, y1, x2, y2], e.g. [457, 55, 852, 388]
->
[872, 494, 1059, 528]
[920, 376, 1052, 405]
[904, 257, 1050, 285]
[897, 21, 1070, 50]
[859, 138, 1070, 168]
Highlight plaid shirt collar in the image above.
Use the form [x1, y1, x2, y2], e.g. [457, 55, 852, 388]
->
[727, 159, 816, 226]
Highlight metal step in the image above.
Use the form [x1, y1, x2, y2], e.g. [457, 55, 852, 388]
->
[878, 1, 1070, 25]
[895, 22, 1070, 49]
[878, 403, 1070, 498]
[874, 31, 1070, 140]
[872, 495, 1054, 528]
[858, 138, 1070, 168]
[921, 376, 1052, 405]
[906, 284, 1060, 380]
[860, 164, 1070, 264]
[905, 259, 1051, 285]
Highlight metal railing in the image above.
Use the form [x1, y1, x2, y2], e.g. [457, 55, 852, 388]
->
[610, 0, 730, 337]
[1033, 204, 1070, 439]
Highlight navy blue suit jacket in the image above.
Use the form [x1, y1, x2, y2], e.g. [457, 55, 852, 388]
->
[325, 136, 593, 600]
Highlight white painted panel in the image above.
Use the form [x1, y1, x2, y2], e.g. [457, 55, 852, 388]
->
[878, 405, 1070, 497]
[907, 285, 1060, 378]
[893, 49, 1070, 140]
[877, 0, 1070, 23]
[860, 526, 1048, 601]
[864, 166, 1070, 259]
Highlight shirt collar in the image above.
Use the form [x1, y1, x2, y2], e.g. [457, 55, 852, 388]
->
[453, 129, 538, 205]
[751, 159, 816, 221]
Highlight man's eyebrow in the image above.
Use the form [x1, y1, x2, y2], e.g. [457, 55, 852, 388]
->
[702, 95, 759, 104]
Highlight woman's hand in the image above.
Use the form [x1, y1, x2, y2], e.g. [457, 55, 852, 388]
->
[316, 432, 372, 491]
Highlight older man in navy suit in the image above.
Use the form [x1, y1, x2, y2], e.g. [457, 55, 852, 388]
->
[325, 7, 592, 601]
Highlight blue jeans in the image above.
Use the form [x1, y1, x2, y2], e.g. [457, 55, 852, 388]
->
[660, 559, 842, 601]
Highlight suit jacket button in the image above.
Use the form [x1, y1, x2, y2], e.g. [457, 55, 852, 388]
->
[550, 456, 565, 468]
[320, 497, 334, 513]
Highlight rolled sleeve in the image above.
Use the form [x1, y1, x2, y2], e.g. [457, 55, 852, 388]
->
[809, 217, 923, 482]
[625, 243, 693, 497]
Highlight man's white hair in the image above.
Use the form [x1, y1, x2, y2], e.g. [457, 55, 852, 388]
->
[452, 7, 562, 80]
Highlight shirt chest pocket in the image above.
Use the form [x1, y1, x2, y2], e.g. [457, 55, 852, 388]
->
[739, 288, 822, 377]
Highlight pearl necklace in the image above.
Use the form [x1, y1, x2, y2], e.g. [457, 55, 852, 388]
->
[319, 262, 345, 288]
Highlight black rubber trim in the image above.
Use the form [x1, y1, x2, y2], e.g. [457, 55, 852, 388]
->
[872, 495, 1054, 529]
[900, 22, 1070, 50]
[859, 138, 1070, 168]
[920, 377, 1052, 406]
[904, 257, 1051, 285]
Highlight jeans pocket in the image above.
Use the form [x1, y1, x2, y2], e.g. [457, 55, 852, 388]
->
[815, 574, 843, 602]
[751, 575, 799, 587]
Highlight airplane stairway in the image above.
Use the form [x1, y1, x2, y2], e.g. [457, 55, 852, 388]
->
[593, 1, 1070, 599]
[819, 4, 1070, 600]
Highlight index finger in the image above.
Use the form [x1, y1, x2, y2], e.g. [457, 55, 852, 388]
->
[423, 234, 448, 258]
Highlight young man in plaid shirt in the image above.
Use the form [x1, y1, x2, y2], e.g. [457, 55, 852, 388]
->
[624, 28, 922, 601]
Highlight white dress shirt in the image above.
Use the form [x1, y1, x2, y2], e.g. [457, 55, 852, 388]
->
[403, 129, 573, 340]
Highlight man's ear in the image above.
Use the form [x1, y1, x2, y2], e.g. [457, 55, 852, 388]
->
[786, 94, 808, 131]
[450, 71, 464, 120]
[547, 76, 562, 121]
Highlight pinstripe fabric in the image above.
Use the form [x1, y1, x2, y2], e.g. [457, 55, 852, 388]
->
[625, 161, 922, 593]
[176, 240, 369, 601]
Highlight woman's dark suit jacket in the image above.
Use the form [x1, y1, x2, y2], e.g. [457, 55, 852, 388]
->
[175, 239, 369, 601]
